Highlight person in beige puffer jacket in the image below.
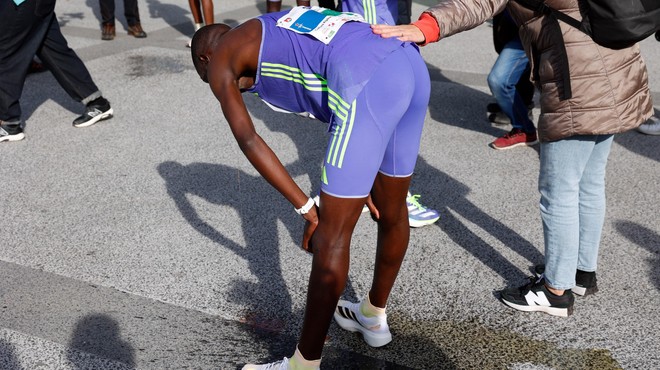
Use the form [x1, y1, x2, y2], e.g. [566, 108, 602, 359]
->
[373, 0, 653, 317]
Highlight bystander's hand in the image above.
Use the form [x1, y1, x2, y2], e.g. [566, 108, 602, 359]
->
[371, 24, 425, 44]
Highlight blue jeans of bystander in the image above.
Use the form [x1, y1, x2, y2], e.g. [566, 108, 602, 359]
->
[539, 135, 614, 290]
[486, 39, 535, 133]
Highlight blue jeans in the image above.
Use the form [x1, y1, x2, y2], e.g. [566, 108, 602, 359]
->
[539, 135, 614, 290]
[487, 39, 535, 133]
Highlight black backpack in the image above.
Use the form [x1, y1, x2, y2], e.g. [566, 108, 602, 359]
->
[514, 0, 660, 49]
[513, 0, 660, 100]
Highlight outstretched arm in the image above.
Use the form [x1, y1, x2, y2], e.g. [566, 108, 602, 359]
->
[372, 0, 507, 44]
[206, 24, 318, 251]
[371, 13, 438, 45]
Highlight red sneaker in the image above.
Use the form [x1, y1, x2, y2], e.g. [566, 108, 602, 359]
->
[491, 128, 538, 150]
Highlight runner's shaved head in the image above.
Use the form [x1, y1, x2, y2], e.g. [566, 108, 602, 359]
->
[191, 24, 232, 82]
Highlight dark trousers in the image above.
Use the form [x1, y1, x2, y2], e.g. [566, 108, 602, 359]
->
[100, 0, 140, 26]
[0, 0, 100, 123]
[397, 0, 412, 25]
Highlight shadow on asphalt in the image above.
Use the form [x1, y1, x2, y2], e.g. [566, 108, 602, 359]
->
[158, 159, 302, 361]
[614, 108, 660, 163]
[0, 339, 21, 370]
[21, 71, 85, 127]
[615, 220, 660, 292]
[425, 64, 511, 141]
[242, 93, 367, 303]
[145, 0, 194, 36]
[67, 313, 135, 368]
[411, 156, 544, 284]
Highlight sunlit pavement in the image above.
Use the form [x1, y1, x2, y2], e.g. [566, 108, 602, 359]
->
[1, 1, 659, 369]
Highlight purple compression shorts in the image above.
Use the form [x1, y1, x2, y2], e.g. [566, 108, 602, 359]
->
[320, 44, 430, 198]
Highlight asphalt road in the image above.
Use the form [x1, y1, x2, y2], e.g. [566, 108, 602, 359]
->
[1, 1, 659, 369]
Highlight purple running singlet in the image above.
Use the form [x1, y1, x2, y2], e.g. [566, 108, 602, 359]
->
[247, 9, 430, 198]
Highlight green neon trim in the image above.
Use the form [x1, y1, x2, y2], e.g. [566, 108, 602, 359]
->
[261, 73, 327, 92]
[260, 62, 351, 115]
[321, 165, 328, 185]
[261, 67, 328, 86]
[330, 104, 350, 166]
[367, 0, 375, 24]
[337, 100, 357, 168]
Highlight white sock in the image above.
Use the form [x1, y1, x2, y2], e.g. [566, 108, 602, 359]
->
[361, 295, 386, 317]
[289, 346, 321, 370]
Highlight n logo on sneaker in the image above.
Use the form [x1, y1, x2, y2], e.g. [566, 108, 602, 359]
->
[524, 290, 551, 306]
[88, 109, 103, 117]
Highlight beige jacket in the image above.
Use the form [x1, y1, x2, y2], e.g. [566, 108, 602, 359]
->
[423, 0, 653, 142]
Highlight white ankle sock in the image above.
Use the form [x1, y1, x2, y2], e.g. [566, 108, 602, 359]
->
[289, 347, 320, 370]
[361, 295, 386, 317]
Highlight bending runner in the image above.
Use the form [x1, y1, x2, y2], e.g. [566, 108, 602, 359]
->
[191, 7, 430, 369]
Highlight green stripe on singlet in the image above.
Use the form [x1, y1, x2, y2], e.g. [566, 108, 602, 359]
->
[260, 62, 351, 116]
[363, 0, 376, 24]
[260, 62, 355, 169]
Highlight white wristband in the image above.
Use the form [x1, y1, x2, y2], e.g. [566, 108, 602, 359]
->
[295, 197, 315, 215]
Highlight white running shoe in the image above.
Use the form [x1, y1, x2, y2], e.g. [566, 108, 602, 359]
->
[333, 299, 392, 347]
[638, 116, 660, 135]
[243, 357, 291, 370]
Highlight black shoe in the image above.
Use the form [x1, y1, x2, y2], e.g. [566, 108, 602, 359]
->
[0, 122, 25, 142]
[500, 277, 575, 317]
[487, 102, 534, 124]
[486, 102, 502, 114]
[533, 265, 598, 296]
[73, 97, 113, 127]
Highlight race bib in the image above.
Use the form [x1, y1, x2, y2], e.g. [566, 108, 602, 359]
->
[276, 6, 365, 44]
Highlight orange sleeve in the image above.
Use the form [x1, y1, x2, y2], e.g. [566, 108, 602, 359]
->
[412, 13, 440, 46]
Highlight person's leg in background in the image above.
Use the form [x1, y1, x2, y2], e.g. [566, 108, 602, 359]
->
[37, 13, 113, 127]
[187, 0, 212, 47]
[200, 0, 214, 25]
[0, 0, 51, 142]
[396, 0, 412, 24]
[99, 0, 116, 40]
[487, 38, 538, 150]
[124, 0, 147, 37]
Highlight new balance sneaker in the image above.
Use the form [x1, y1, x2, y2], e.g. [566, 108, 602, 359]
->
[490, 128, 538, 150]
[73, 97, 113, 127]
[533, 265, 598, 296]
[243, 358, 292, 370]
[637, 116, 660, 136]
[407, 192, 440, 228]
[500, 277, 574, 317]
[0, 122, 25, 142]
[334, 299, 392, 347]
